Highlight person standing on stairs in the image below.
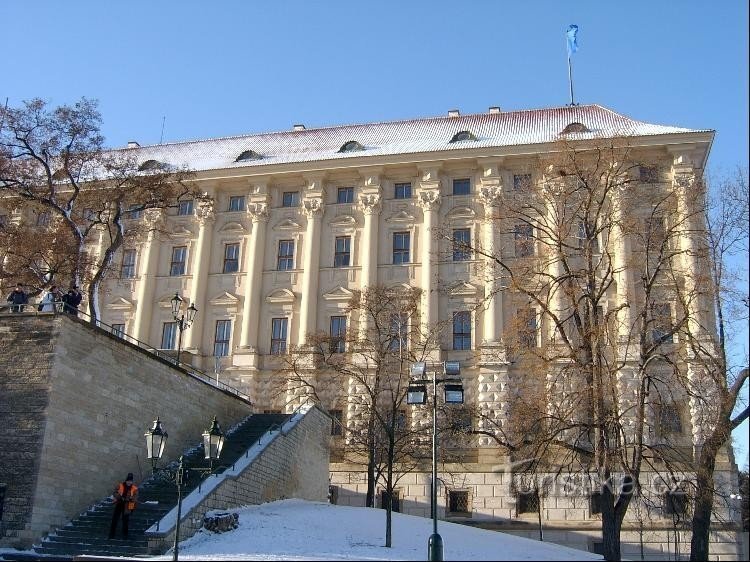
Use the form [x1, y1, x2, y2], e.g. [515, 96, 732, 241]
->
[109, 473, 138, 539]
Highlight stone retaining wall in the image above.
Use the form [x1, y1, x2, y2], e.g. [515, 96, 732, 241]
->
[0, 313, 252, 548]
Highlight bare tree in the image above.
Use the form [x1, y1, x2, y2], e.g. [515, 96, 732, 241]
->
[278, 284, 442, 547]
[0, 98, 201, 321]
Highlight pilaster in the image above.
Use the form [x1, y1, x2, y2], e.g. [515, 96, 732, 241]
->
[184, 198, 215, 352]
[297, 176, 325, 345]
[132, 209, 164, 344]
[416, 165, 441, 352]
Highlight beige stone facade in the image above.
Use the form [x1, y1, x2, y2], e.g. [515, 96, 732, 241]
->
[79, 105, 740, 558]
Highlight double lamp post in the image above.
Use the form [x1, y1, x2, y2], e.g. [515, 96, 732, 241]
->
[144, 416, 226, 561]
[170, 292, 197, 365]
[407, 360, 464, 562]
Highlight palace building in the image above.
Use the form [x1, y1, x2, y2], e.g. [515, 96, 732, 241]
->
[87, 104, 740, 558]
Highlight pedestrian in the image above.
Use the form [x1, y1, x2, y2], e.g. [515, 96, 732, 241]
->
[6, 283, 28, 313]
[38, 286, 60, 312]
[70, 286, 83, 316]
[109, 473, 138, 540]
[62, 289, 76, 315]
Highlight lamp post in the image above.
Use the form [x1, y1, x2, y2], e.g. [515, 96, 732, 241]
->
[170, 292, 197, 365]
[407, 361, 464, 562]
[144, 416, 225, 562]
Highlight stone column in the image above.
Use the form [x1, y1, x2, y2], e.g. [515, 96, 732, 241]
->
[297, 190, 324, 345]
[132, 209, 164, 344]
[477, 181, 504, 345]
[238, 201, 269, 354]
[611, 188, 633, 343]
[416, 168, 441, 339]
[358, 189, 382, 339]
[184, 199, 215, 353]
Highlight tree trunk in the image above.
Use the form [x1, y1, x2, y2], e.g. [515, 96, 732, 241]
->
[366, 443, 376, 508]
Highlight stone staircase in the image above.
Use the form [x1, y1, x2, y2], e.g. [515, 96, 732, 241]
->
[26, 413, 290, 559]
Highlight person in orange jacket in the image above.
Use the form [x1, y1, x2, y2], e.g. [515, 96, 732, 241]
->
[108, 472, 138, 539]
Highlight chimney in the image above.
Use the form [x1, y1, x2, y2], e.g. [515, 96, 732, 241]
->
[293, 124, 306, 131]
[488, 107, 501, 114]
[127, 141, 140, 148]
[447, 109, 460, 117]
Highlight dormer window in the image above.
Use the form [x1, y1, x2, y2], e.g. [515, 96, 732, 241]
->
[561, 122, 590, 134]
[235, 150, 262, 162]
[138, 159, 163, 171]
[449, 130, 477, 143]
[339, 140, 364, 153]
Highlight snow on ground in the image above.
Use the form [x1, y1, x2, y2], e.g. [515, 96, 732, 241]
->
[151, 499, 602, 561]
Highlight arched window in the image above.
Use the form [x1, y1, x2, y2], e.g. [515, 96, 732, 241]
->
[138, 159, 163, 171]
[338, 140, 364, 153]
[561, 122, 589, 134]
[235, 150, 262, 162]
[449, 131, 477, 143]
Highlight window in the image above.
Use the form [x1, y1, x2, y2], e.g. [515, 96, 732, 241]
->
[449, 130, 476, 143]
[121, 249, 136, 278]
[452, 228, 471, 261]
[277, 240, 295, 270]
[577, 221, 600, 254]
[663, 490, 688, 516]
[334, 236, 351, 267]
[639, 165, 659, 183]
[161, 322, 177, 350]
[339, 140, 364, 153]
[589, 491, 603, 515]
[125, 205, 142, 220]
[330, 316, 347, 353]
[177, 200, 194, 216]
[453, 178, 471, 196]
[516, 490, 540, 515]
[513, 173, 532, 191]
[214, 320, 231, 357]
[651, 303, 674, 343]
[282, 191, 300, 207]
[392, 232, 410, 264]
[453, 311, 471, 350]
[394, 182, 412, 199]
[519, 308, 538, 348]
[330, 409, 343, 436]
[36, 211, 51, 227]
[228, 195, 246, 212]
[223, 243, 240, 273]
[395, 410, 407, 432]
[448, 490, 470, 515]
[389, 313, 408, 351]
[514, 224, 534, 257]
[170, 246, 187, 276]
[337, 187, 354, 204]
[657, 404, 683, 436]
[0, 214, 7, 227]
[270, 317, 288, 355]
[111, 324, 126, 338]
[380, 490, 401, 512]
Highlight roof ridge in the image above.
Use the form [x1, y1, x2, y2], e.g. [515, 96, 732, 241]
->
[110, 103, 612, 152]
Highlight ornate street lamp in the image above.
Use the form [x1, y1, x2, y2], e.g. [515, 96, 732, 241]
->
[407, 361, 464, 562]
[170, 292, 198, 365]
[144, 416, 225, 561]
[144, 417, 168, 472]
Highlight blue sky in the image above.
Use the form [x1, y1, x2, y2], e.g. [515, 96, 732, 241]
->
[3, 0, 748, 464]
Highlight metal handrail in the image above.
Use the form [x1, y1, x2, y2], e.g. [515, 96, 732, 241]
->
[1, 302, 251, 404]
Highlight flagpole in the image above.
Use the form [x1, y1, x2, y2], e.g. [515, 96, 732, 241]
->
[567, 54, 575, 106]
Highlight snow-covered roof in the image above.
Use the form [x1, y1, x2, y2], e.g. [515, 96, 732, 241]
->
[123, 104, 711, 173]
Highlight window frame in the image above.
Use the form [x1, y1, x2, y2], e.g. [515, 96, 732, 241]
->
[111, 323, 126, 338]
[516, 489, 540, 515]
[388, 312, 409, 352]
[452, 228, 471, 261]
[121, 249, 137, 279]
[452, 178, 471, 196]
[213, 319, 232, 357]
[177, 200, 194, 216]
[394, 182, 412, 200]
[337, 187, 355, 204]
[270, 317, 288, 355]
[223, 242, 240, 273]
[447, 489, 471, 517]
[392, 231, 410, 264]
[513, 173, 532, 191]
[330, 315, 347, 353]
[161, 322, 178, 350]
[330, 409, 344, 436]
[36, 211, 51, 227]
[651, 303, 674, 344]
[282, 191, 300, 208]
[277, 239, 295, 271]
[452, 310, 472, 351]
[333, 235, 352, 268]
[169, 246, 187, 276]
[514, 224, 535, 257]
[519, 308, 539, 349]
[228, 195, 246, 212]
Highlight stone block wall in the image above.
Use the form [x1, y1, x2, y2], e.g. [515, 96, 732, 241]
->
[146, 405, 330, 553]
[0, 313, 252, 548]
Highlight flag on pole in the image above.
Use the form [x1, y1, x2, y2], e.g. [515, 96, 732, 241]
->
[566, 24, 579, 57]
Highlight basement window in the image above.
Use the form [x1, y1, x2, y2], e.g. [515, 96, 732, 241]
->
[516, 490, 539, 515]
[447, 490, 471, 516]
